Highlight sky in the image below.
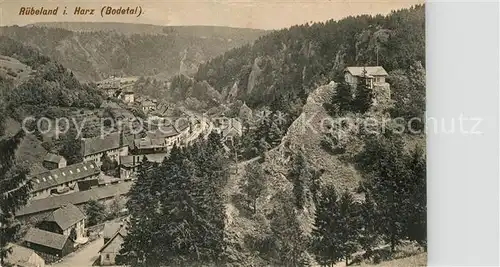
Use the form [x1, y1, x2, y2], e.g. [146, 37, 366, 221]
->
[0, 0, 424, 30]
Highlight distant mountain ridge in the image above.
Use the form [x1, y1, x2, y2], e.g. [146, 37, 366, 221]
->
[26, 22, 267, 36]
[0, 23, 267, 81]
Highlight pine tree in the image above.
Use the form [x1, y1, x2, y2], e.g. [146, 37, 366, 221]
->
[100, 153, 117, 174]
[311, 185, 341, 266]
[267, 121, 284, 147]
[406, 146, 426, 249]
[0, 131, 30, 266]
[240, 163, 267, 213]
[353, 73, 373, 114]
[331, 81, 353, 116]
[126, 156, 153, 215]
[358, 192, 380, 259]
[360, 133, 411, 253]
[337, 190, 360, 266]
[156, 145, 202, 264]
[289, 152, 313, 210]
[84, 199, 106, 226]
[270, 191, 309, 266]
[119, 135, 230, 265]
[195, 132, 228, 263]
[118, 156, 158, 266]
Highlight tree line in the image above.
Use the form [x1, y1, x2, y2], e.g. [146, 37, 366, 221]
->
[116, 132, 229, 266]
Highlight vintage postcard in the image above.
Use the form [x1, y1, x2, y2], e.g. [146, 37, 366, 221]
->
[0, 0, 425, 266]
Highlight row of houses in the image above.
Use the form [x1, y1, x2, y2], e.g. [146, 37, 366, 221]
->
[23, 204, 87, 257]
[30, 161, 101, 200]
[96, 76, 137, 104]
[16, 182, 132, 223]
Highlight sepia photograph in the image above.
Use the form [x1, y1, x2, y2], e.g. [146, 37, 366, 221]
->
[0, 0, 425, 266]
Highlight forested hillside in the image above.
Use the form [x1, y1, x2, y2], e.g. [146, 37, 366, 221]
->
[0, 36, 103, 121]
[0, 36, 106, 173]
[191, 5, 424, 113]
[0, 24, 266, 81]
[118, 5, 426, 267]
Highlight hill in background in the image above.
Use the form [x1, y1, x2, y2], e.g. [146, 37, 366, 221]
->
[0, 23, 267, 82]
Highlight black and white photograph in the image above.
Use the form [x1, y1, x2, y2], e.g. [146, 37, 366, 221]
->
[0, 1, 426, 266]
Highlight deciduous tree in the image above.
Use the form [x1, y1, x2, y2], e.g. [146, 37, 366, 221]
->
[0, 131, 30, 266]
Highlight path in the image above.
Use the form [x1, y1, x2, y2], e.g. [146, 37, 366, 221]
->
[49, 237, 103, 267]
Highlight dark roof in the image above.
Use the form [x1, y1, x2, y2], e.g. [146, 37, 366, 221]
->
[123, 134, 136, 149]
[345, 66, 388, 77]
[16, 182, 133, 217]
[43, 153, 65, 164]
[43, 204, 86, 231]
[31, 161, 100, 192]
[5, 243, 41, 266]
[23, 228, 70, 250]
[82, 132, 123, 157]
[174, 120, 190, 132]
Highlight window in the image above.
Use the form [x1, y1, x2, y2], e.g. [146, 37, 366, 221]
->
[106, 254, 110, 260]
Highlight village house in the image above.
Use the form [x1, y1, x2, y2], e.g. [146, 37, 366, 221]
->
[102, 222, 123, 244]
[97, 78, 121, 98]
[211, 118, 243, 148]
[121, 88, 135, 104]
[30, 161, 100, 200]
[343, 66, 392, 109]
[42, 153, 67, 170]
[36, 204, 87, 243]
[119, 153, 168, 179]
[23, 228, 74, 258]
[99, 222, 128, 266]
[142, 100, 156, 113]
[344, 66, 388, 89]
[5, 243, 46, 267]
[82, 132, 129, 165]
[132, 136, 168, 154]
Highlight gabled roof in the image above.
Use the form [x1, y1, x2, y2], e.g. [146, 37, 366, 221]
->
[23, 228, 70, 250]
[99, 224, 128, 253]
[222, 118, 243, 138]
[345, 66, 388, 77]
[5, 243, 41, 266]
[43, 204, 86, 231]
[43, 153, 65, 164]
[16, 182, 133, 217]
[103, 222, 122, 240]
[31, 161, 100, 192]
[82, 132, 123, 157]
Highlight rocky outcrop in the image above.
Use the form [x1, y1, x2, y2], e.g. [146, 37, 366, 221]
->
[246, 57, 263, 95]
